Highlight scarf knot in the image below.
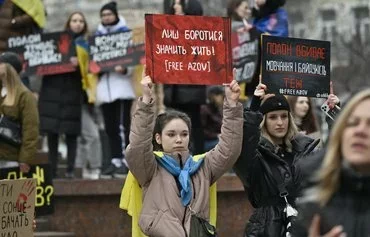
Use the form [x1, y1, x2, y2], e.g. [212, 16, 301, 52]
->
[156, 154, 204, 206]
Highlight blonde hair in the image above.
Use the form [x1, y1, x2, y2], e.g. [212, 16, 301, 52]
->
[260, 112, 298, 152]
[1, 63, 24, 106]
[313, 89, 370, 206]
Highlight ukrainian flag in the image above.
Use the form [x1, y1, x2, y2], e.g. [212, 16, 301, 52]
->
[75, 37, 97, 104]
[12, 0, 46, 28]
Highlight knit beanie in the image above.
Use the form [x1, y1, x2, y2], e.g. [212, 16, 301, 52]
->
[260, 94, 290, 115]
[100, 1, 118, 18]
[0, 52, 22, 74]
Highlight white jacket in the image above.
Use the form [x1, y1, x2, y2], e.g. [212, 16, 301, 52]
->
[95, 17, 136, 104]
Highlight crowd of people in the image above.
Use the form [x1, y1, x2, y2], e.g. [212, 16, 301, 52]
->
[0, 0, 370, 236]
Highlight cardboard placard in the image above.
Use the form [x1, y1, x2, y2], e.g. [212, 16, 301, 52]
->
[0, 164, 54, 216]
[261, 35, 331, 98]
[145, 14, 232, 85]
[231, 26, 260, 83]
[0, 178, 36, 237]
[89, 30, 145, 73]
[7, 32, 76, 76]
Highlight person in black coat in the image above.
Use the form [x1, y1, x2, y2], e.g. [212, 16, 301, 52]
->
[233, 82, 320, 237]
[38, 12, 88, 178]
[292, 89, 370, 237]
[163, 0, 206, 154]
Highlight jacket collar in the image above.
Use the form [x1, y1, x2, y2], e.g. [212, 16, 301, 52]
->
[259, 134, 317, 153]
[341, 165, 370, 194]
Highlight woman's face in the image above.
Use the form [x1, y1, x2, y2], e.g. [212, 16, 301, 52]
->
[173, 0, 184, 15]
[294, 97, 310, 119]
[69, 13, 85, 34]
[101, 9, 116, 25]
[235, 1, 250, 19]
[341, 98, 370, 173]
[155, 118, 190, 153]
[265, 110, 289, 143]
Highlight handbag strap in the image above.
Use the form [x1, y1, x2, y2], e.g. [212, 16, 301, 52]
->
[264, 161, 289, 199]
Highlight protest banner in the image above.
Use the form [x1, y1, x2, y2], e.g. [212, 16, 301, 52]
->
[145, 14, 232, 85]
[0, 178, 36, 237]
[261, 35, 330, 98]
[89, 29, 145, 73]
[231, 25, 260, 83]
[7, 31, 76, 76]
[0, 164, 54, 216]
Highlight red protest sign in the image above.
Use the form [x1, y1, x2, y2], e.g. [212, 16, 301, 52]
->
[145, 14, 232, 85]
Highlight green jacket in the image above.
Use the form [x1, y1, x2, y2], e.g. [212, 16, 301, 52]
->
[0, 84, 39, 164]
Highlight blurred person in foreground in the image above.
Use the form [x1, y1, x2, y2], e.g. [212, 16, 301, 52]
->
[0, 52, 39, 173]
[293, 89, 370, 237]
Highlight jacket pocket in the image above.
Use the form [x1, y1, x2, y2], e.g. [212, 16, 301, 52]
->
[140, 210, 165, 234]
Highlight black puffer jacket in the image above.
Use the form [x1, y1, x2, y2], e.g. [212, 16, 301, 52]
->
[233, 109, 320, 237]
[292, 166, 370, 237]
[38, 69, 83, 135]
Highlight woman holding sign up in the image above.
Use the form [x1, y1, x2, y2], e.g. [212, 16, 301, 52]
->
[95, 1, 135, 179]
[233, 80, 322, 237]
[120, 71, 243, 237]
[38, 12, 91, 179]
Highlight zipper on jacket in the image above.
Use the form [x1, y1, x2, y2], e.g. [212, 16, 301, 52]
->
[182, 206, 188, 237]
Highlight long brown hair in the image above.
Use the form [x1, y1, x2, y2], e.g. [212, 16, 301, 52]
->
[287, 96, 319, 134]
[64, 12, 89, 37]
[310, 89, 370, 206]
[227, 0, 248, 21]
[1, 63, 26, 106]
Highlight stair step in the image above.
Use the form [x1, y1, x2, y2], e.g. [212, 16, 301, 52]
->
[34, 232, 75, 237]
[34, 217, 50, 232]
[57, 165, 82, 178]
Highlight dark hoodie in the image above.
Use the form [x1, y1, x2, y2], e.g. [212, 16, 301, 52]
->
[184, 0, 203, 16]
[253, 0, 286, 19]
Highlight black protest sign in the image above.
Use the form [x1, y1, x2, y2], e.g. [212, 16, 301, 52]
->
[231, 26, 260, 83]
[0, 164, 54, 216]
[89, 30, 145, 73]
[7, 31, 76, 76]
[0, 179, 36, 237]
[261, 35, 330, 98]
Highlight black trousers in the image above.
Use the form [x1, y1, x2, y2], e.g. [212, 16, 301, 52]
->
[47, 133, 77, 177]
[101, 99, 132, 160]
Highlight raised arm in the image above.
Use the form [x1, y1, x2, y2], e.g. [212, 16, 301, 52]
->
[125, 75, 157, 186]
[205, 79, 244, 184]
[233, 82, 266, 186]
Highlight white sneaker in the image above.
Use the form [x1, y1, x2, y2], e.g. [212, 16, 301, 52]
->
[89, 168, 101, 180]
[82, 168, 91, 179]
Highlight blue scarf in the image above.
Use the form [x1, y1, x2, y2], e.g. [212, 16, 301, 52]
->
[156, 154, 204, 206]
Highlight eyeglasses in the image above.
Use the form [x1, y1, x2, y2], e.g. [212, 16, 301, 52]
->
[101, 12, 114, 17]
